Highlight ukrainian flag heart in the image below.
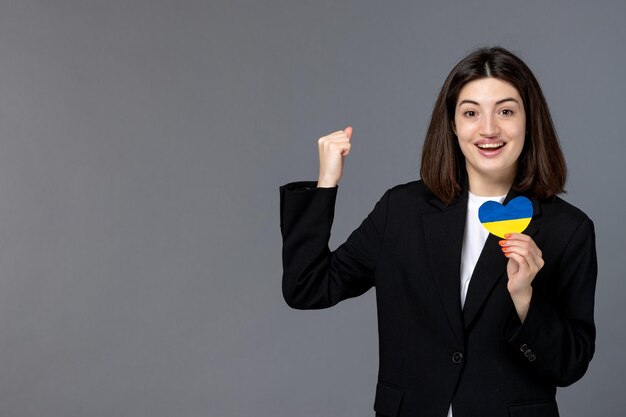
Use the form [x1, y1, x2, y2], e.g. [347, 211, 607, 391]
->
[478, 196, 533, 239]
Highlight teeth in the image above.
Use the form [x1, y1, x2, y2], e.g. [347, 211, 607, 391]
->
[477, 143, 504, 149]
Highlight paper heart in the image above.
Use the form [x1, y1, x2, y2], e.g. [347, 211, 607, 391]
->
[478, 196, 533, 239]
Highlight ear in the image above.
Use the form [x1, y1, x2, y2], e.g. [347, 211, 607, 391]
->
[451, 120, 457, 136]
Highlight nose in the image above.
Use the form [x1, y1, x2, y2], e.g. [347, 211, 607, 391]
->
[479, 113, 500, 137]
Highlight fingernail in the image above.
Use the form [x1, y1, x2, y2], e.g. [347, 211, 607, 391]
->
[498, 240, 506, 246]
[504, 233, 512, 238]
[501, 247, 508, 252]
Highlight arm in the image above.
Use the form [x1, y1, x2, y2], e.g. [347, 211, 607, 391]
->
[500, 233, 544, 323]
[502, 218, 597, 386]
[279, 181, 389, 309]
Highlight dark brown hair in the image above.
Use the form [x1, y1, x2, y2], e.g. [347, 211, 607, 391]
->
[420, 46, 566, 205]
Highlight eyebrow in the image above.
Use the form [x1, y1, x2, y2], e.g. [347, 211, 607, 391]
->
[457, 97, 520, 107]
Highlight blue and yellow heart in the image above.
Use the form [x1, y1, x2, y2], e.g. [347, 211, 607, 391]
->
[478, 196, 533, 239]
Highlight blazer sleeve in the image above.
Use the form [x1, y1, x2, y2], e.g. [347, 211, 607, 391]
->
[502, 217, 597, 386]
[279, 181, 389, 309]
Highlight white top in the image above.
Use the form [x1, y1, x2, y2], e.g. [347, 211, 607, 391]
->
[447, 191, 506, 417]
[459, 192, 506, 308]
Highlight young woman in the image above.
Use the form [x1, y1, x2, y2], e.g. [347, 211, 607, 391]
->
[279, 47, 596, 417]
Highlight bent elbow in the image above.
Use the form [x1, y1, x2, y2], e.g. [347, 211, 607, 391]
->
[281, 278, 315, 310]
[282, 288, 308, 310]
[555, 348, 595, 387]
[281, 275, 332, 310]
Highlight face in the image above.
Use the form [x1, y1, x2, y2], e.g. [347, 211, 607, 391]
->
[453, 77, 526, 189]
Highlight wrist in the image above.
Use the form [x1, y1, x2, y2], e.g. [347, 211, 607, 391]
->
[509, 285, 532, 299]
[317, 178, 338, 188]
[510, 287, 533, 323]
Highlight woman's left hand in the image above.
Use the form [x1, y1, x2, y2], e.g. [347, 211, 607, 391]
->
[499, 233, 545, 321]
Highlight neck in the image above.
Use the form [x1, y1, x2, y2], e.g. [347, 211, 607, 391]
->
[466, 169, 515, 197]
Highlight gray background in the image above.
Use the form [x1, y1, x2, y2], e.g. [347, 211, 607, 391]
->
[0, 0, 623, 416]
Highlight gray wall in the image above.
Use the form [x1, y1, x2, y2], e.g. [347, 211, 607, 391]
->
[0, 0, 623, 416]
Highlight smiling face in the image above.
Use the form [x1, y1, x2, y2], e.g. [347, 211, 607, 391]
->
[454, 77, 526, 195]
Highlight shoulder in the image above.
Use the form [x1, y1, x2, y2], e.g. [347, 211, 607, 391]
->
[384, 179, 429, 197]
[538, 195, 594, 237]
[379, 180, 439, 213]
[540, 195, 592, 223]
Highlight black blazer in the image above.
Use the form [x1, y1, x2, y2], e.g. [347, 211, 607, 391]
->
[279, 180, 597, 417]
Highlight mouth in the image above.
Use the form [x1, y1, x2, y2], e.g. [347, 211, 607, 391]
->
[475, 142, 505, 150]
[475, 141, 506, 156]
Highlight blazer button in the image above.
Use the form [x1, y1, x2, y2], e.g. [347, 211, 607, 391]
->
[452, 352, 463, 364]
[528, 354, 536, 362]
[520, 344, 528, 352]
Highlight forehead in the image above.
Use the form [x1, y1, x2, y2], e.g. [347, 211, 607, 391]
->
[457, 78, 522, 104]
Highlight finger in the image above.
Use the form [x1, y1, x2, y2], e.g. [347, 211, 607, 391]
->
[503, 235, 538, 259]
[319, 136, 352, 153]
[324, 134, 349, 145]
[500, 236, 541, 254]
[501, 241, 531, 256]
[318, 130, 350, 145]
[505, 252, 529, 272]
[504, 233, 531, 242]
[525, 247, 544, 271]
[327, 142, 351, 156]
[502, 245, 538, 268]
[506, 245, 543, 275]
[344, 126, 353, 139]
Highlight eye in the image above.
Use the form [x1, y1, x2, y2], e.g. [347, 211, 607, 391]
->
[463, 110, 477, 117]
[499, 109, 514, 116]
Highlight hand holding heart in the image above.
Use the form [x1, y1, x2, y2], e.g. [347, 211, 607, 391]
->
[500, 233, 545, 296]
[478, 196, 543, 293]
[479, 197, 544, 322]
[499, 232, 544, 322]
[317, 126, 352, 188]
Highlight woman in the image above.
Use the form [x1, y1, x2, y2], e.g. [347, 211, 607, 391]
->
[279, 47, 596, 417]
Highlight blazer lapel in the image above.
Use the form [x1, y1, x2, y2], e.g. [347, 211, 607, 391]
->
[462, 190, 541, 330]
[422, 194, 467, 348]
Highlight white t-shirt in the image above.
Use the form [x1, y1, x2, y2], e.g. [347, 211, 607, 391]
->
[459, 192, 506, 308]
[447, 191, 506, 417]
